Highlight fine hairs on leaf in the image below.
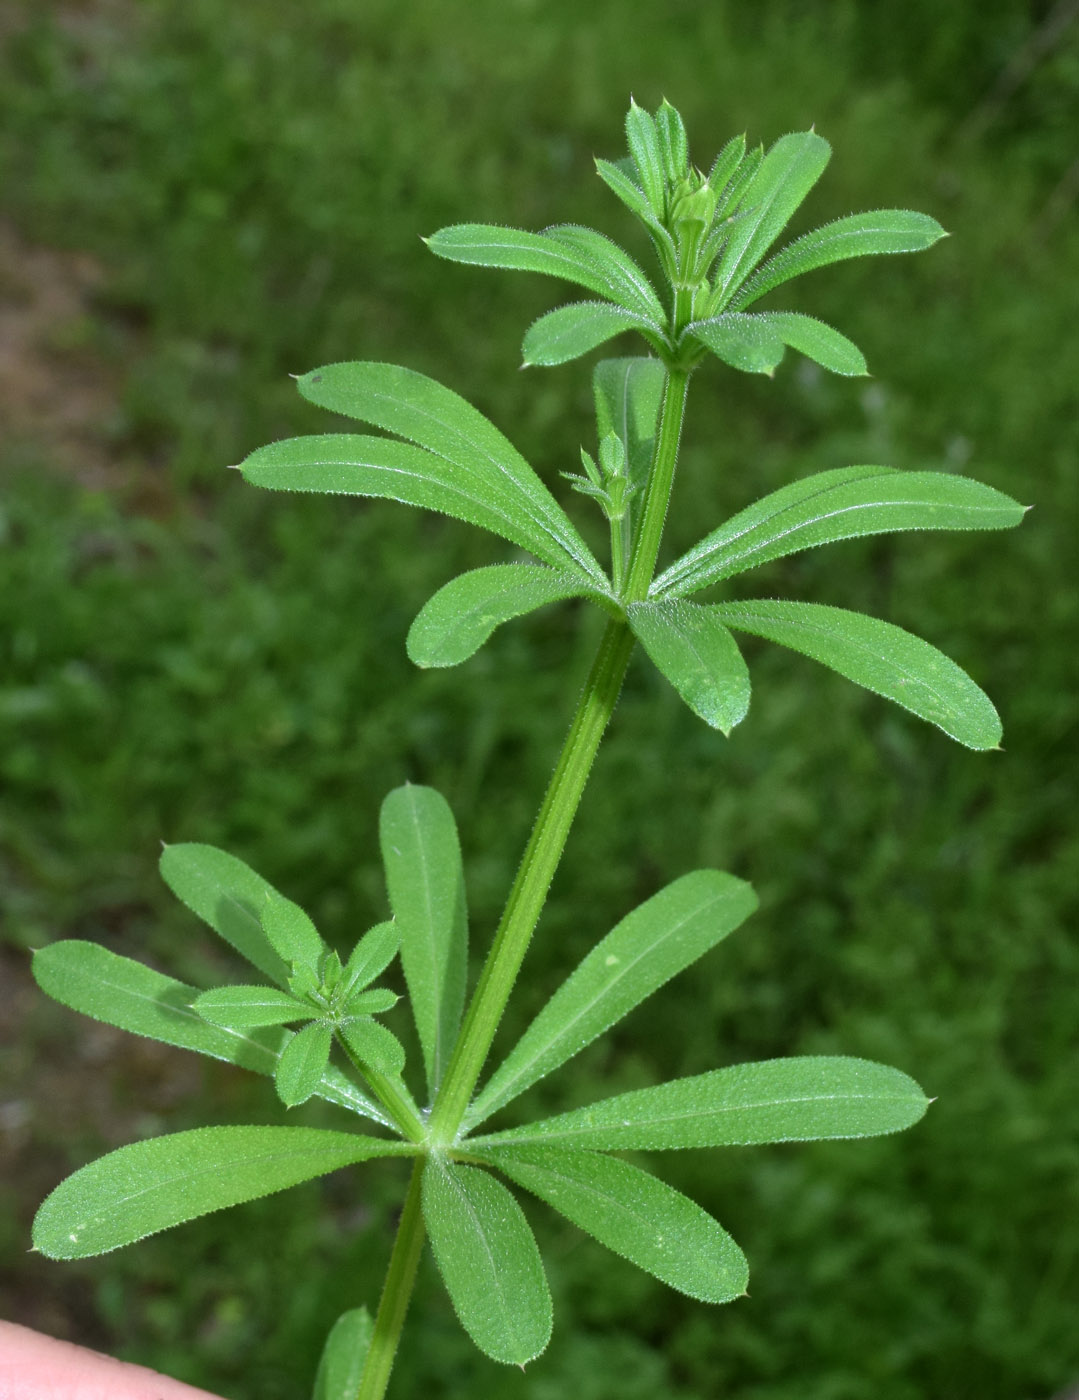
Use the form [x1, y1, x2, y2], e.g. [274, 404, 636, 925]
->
[29, 98, 1022, 1400]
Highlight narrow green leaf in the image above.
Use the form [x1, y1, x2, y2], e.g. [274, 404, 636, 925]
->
[31, 942, 391, 1126]
[159, 843, 290, 987]
[654, 466, 1027, 598]
[758, 311, 867, 376]
[472, 1056, 930, 1152]
[714, 143, 762, 221]
[290, 362, 603, 582]
[407, 565, 598, 670]
[242, 434, 597, 582]
[522, 301, 654, 368]
[594, 157, 669, 242]
[714, 130, 832, 302]
[708, 134, 747, 199]
[655, 100, 689, 184]
[593, 357, 666, 507]
[193, 985, 311, 1029]
[275, 1022, 333, 1107]
[468, 871, 757, 1130]
[628, 600, 751, 735]
[345, 988, 399, 1016]
[260, 890, 324, 972]
[34, 1126, 414, 1260]
[478, 1147, 748, 1303]
[343, 921, 401, 991]
[379, 785, 468, 1097]
[422, 1158, 552, 1365]
[714, 598, 1003, 749]
[729, 209, 948, 311]
[625, 99, 666, 217]
[546, 225, 667, 322]
[313, 1308, 373, 1400]
[426, 223, 663, 323]
[340, 1017, 407, 1075]
[687, 313, 785, 375]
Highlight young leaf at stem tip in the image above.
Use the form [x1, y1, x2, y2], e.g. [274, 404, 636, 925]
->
[275, 1021, 333, 1106]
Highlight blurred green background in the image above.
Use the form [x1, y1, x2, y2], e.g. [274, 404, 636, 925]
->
[1, 1, 1076, 1396]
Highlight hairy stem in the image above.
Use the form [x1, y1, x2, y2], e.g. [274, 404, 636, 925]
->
[429, 366, 692, 1140]
[336, 1034, 426, 1145]
[354, 1159, 426, 1400]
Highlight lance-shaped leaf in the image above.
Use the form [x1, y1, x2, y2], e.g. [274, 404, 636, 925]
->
[654, 466, 1028, 599]
[655, 100, 689, 184]
[245, 362, 604, 584]
[688, 311, 866, 377]
[193, 985, 311, 1029]
[593, 356, 666, 506]
[340, 1017, 407, 1075]
[545, 225, 667, 323]
[628, 600, 751, 735]
[422, 1158, 552, 1365]
[275, 1021, 333, 1107]
[467, 871, 757, 1130]
[756, 311, 867, 376]
[522, 301, 659, 368]
[594, 158, 671, 245]
[298, 362, 606, 581]
[625, 99, 666, 217]
[407, 565, 601, 670]
[34, 1126, 415, 1260]
[345, 988, 398, 1016]
[709, 134, 747, 199]
[714, 130, 832, 302]
[260, 890, 324, 972]
[713, 599, 1002, 749]
[159, 843, 291, 987]
[729, 209, 948, 311]
[314, 1307, 373, 1400]
[343, 921, 401, 991]
[379, 785, 468, 1097]
[687, 313, 785, 375]
[426, 223, 663, 323]
[477, 1147, 748, 1303]
[31, 942, 391, 1126]
[471, 1056, 929, 1153]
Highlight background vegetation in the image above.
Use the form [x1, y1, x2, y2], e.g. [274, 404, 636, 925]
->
[1, 2, 1076, 1396]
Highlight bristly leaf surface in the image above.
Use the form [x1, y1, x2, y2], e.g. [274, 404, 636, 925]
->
[593, 356, 666, 513]
[159, 844, 291, 987]
[313, 1308, 373, 1400]
[34, 1127, 415, 1259]
[714, 599, 1003, 748]
[407, 565, 603, 670]
[379, 785, 468, 1098]
[476, 1147, 748, 1303]
[471, 1056, 929, 1152]
[522, 301, 660, 367]
[729, 209, 947, 310]
[422, 1158, 552, 1365]
[31, 942, 391, 1125]
[628, 600, 751, 734]
[467, 870, 757, 1130]
[653, 466, 1028, 598]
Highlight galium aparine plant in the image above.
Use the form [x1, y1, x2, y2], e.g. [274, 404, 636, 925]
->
[32, 99, 1025, 1400]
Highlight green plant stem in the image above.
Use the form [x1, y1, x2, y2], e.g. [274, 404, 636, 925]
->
[429, 366, 693, 1141]
[355, 1159, 426, 1400]
[336, 1035, 426, 1145]
[624, 367, 690, 602]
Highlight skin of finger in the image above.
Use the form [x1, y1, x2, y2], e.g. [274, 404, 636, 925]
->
[0, 1321, 226, 1400]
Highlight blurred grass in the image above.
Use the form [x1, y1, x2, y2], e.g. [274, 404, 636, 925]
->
[0, 1, 1076, 1396]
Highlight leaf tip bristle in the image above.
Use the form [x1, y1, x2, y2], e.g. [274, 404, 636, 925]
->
[225, 463, 241, 471]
